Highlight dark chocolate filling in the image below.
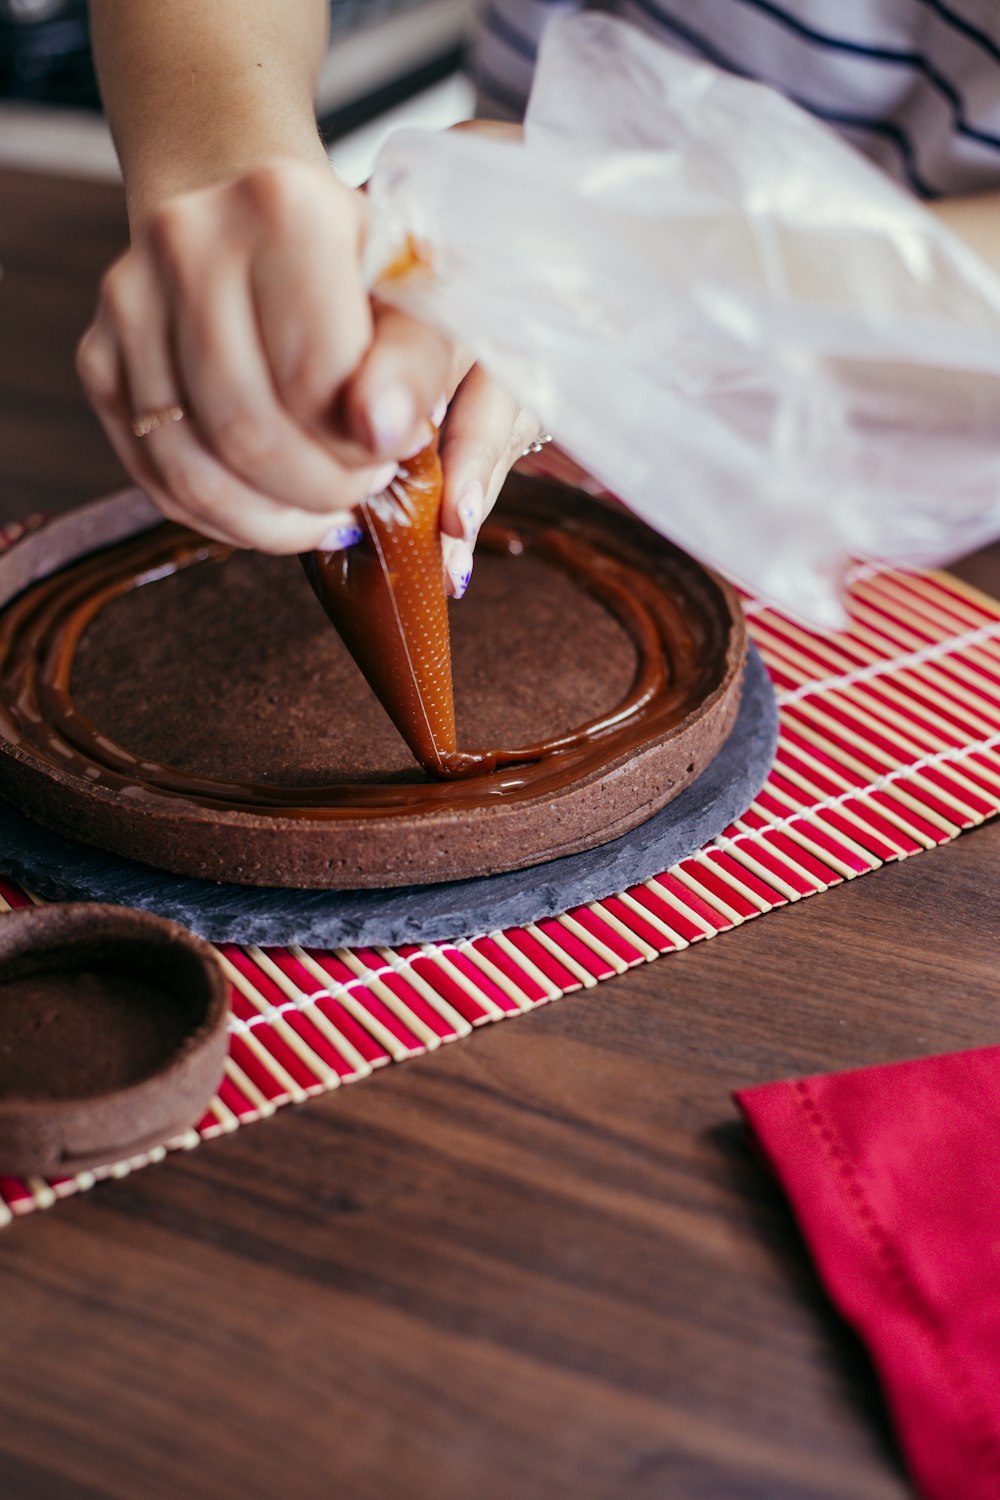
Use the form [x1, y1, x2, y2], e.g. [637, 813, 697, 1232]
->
[0, 968, 196, 1101]
[0, 497, 732, 820]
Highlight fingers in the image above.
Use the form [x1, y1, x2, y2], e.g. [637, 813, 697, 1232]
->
[449, 119, 525, 143]
[437, 366, 541, 598]
[336, 303, 456, 465]
[250, 163, 372, 418]
[77, 157, 526, 566]
[439, 364, 540, 550]
[167, 252, 382, 518]
[77, 163, 401, 552]
[441, 534, 475, 601]
[143, 170, 387, 516]
[77, 282, 377, 555]
[148, 442, 366, 553]
[77, 317, 166, 502]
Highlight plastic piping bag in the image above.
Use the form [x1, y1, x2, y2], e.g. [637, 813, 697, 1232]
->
[303, 431, 481, 777]
[361, 12, 1000, 628]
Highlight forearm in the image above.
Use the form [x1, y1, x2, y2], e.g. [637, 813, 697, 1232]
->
[928, 190, 1000, 280]
[88, 0, 330, 229]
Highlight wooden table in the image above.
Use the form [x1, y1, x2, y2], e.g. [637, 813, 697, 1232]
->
[1, 163, 997, 1500]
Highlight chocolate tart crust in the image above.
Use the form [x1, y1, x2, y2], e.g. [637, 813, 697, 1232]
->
[0, 477, 746, 889]
[0, 903, 228, 1175]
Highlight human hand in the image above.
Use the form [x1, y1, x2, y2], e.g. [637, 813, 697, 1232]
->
[434, 363, 546, 598]
[77, 158, 454, 554]
[77, 152, 543, 596]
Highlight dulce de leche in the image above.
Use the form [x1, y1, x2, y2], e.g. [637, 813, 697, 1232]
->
[302, 435, 478, 779]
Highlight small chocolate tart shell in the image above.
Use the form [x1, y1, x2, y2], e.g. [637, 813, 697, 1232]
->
[0, 904, 228, 1176]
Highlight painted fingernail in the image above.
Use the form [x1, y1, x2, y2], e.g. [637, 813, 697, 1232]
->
[368, 383, 415, 452]
[430, 392, 447, 428]
[318, 515, 364, 552]
[443, 537, 474, 600]
[367, 461, 398, 497]
[457, 479, 484, 545]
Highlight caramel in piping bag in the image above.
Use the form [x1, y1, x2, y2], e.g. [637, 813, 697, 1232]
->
[302, 433, 480, 780]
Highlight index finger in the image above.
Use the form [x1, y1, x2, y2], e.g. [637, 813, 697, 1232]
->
[250, 165, 373, 439]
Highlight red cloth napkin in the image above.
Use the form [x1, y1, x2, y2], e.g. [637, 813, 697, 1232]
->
[736, 1050, 1000, 1500]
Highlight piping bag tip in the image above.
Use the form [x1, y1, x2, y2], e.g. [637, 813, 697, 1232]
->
[303, 433, 479, 780]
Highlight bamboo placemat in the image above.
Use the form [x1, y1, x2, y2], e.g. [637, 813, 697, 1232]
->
[2, 537, 1000, 1224]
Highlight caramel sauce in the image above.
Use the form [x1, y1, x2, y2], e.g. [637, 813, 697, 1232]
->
[302, 435, 477, 777]
[0, 499, 735, 821]
[375, 233, 434, 285]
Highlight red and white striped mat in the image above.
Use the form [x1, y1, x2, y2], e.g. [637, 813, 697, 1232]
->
[2, 548, 1000, 1224]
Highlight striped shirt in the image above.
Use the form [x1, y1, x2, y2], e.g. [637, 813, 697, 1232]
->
[472, 0, 1000, 197]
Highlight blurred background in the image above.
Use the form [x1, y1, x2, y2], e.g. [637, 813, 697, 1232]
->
[0, 0, 479, 183]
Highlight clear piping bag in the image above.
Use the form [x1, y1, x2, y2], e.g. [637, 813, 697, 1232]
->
[303, 431, 480, 777]
[363, 12, 1000, 628]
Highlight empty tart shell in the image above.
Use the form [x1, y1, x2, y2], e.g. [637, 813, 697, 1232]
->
[0, 903, 228, 1176]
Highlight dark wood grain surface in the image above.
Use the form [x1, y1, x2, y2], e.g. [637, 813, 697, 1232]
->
[1, 164, 998, 1500]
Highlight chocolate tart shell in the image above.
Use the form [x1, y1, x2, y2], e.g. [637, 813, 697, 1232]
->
[0, 478, 746, 889]
[0, 903, 228, 1175]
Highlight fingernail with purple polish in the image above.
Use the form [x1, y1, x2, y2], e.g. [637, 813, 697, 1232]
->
[444, 538, 474, 600]
[318, 519, 364, 552]
[368, 384, 415, 452]
[457, 480, 484, 545]
[367, 461, 398, 497]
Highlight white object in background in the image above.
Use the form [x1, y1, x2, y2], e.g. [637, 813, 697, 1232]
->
[328, 73, 474, 187]
[317, 0, 476, 119]
[365, 12, 1000, 627]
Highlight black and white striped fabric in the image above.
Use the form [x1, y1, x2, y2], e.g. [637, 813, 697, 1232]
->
[471, 0, 1000, 197]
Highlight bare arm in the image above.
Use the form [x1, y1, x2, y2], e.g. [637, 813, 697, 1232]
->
[79, 1, 529, 579]
[89, 0, 330, 227]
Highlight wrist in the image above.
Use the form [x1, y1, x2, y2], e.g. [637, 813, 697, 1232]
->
[124, 124, 330, 234]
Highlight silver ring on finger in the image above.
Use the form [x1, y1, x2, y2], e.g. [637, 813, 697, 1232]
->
[519, 431, 553, 459]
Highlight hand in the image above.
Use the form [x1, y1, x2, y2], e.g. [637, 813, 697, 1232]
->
[77, 150, 544, 596]
[435, 366, 544, 598]
[77, 158, 455, 554]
